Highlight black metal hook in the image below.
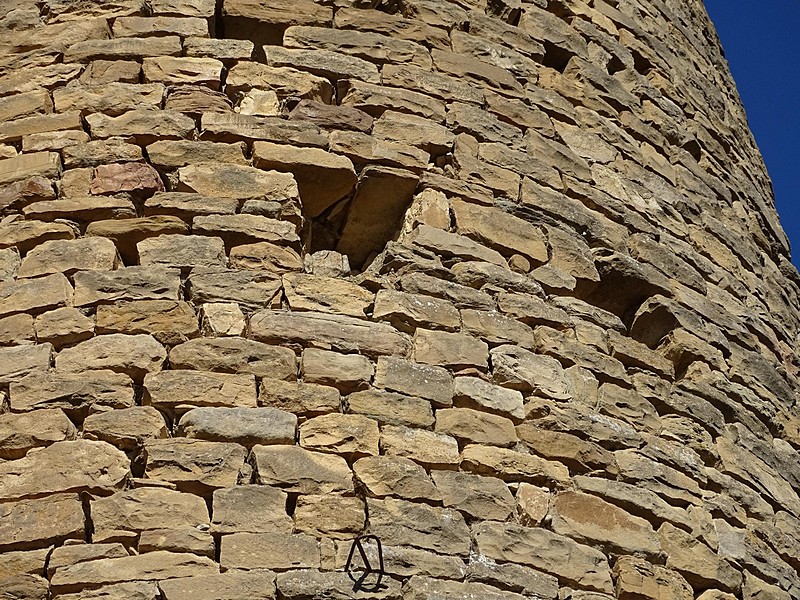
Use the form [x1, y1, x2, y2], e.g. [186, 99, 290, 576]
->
[344, 534, 385, 592]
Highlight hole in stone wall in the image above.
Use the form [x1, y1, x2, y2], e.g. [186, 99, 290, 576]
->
[328, 166, 419, 271]
[540, 41, 573, 73]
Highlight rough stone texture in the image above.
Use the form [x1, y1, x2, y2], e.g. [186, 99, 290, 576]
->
[1, 2, 799, 599]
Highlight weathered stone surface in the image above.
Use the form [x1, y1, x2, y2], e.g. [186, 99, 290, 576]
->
[159, 571, 278, 600]
[143, 57, 223, 88]
[251, 141, 356, 218]
[347, 389, 434, 429]
[283, 273, 373, 317]
[250, 310, 411, 358]
[0, 343, 53, 384]
[403, 577, 525, 600]
[220, 532, 320, 571]
[453, 376, 524, 420]
[432, 470, 514, 521]
[490, 344, 570, 398]
[0, 409, 76, 460]
[299, 412, 379, 456]
[83, 406, 168, 450]
[461, 444, 569, 485]
[381, 425, 460, 468]
[473, 521, 614, 593]
[549, 490, 661, 558]
[138, 234, 226, 270]
[50, 551, 218, 595]
[187, 268, 283, 311]
[294, 494, 365, 538]
[353, 455, 439, 501]
[251, 445, 354, 494]
[0, 440, 129, 501]
[659, 522, 743, 592]
[54, 82, 164, 116]
[143, 370, 256, 409]
[86, 109, 196, 143]
[200, 112, 327, 147]
[168, 338, 295, 379]
[96, 300, 198, 342]
[368, 497, 471, 556]
[178, 407, 297, 446]
[614, 556, 692, 600]
[144, 438, 246, 494]
[374, 289, 460, 332]
[301, 348, 372, 393]
[410, 224, 506, 266]
[276, 570, 402, 600]
[73, 267, 180, 306]
[258, 378, 340, 416]
[0, 152, 60, 185]
[435, 407, 518, 447]
[0, 494, 84, 552]
[375, 356, 453, 407]
[34, 307, 94, 347]
[9, 370, 133, 416]
[212, 485, 292, 535]
[91, 488, 208, 542]
[413, 328, 488, 371]
[56, 334, 166, 381]
[0, 574, 49, 600]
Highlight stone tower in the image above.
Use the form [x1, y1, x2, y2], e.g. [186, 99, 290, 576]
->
[1, 0, 799, 598]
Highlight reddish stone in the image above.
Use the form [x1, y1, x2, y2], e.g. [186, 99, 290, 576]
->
[90, 162, 165, 195]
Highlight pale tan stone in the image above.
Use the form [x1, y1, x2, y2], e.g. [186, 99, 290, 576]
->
[368, 497, 470, 556]
[0, 409, 76, 460]
[144, 438, 246, 494]
[220, 532, 320, 571]
[460, 444, 569, 485]
[0, 440, 129, 501]
[614, 556, 692, 600]
[294, 494, 365, 539]
[380, 425, 459, 468]
[83, 406, 168, 451]
[250, 445, 354, 494]
[473, 521, 613, 593]
[17, 237, 120, 278]
[9, 370, 134, 416]
[56, 333, 166, 381]
[283, 273, 373, 317]
[177, 407, 296, 447]
[0, 152, 60, 185]
[168, 338, 295, 380]
[34, 307, 94, 347]
[91, 487, 208, 542]
[143, 57, 223, 89]
[435, 407, 518, 447]
[0, 494, 84, 552]
[211, 485, 292, 535]
[50, 551, 217, 595]
[347, 389, 434, 429]
[299, 412, 379, 456]
[159, 571, 277, 600]
[252, 141, 356, 218]
[0, 343, 53, 384]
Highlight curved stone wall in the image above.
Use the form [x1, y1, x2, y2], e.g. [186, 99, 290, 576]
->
[1, 0, 799, 598]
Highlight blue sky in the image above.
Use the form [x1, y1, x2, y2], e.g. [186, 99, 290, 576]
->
[704, 1, 800, 266]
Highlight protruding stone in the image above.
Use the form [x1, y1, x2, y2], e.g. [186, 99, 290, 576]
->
[250, 445, 354, 494]
[299, 412, 379, 457]
[178, 407, 297, 447]
[212, 485, 292, 534]
[56, 333, 166, 381]
[0, 440, 129, 501]
[143, 438, 246, 495]
[0, 494, 84, 552]
[0, 409, 76, 460]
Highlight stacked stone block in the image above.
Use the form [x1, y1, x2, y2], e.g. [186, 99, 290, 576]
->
[1, 0, 800, 598]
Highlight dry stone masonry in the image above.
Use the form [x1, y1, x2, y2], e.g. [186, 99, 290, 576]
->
[0, 0, 799, 598]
